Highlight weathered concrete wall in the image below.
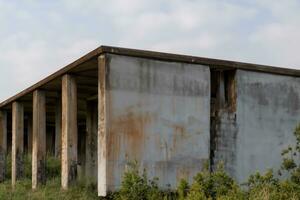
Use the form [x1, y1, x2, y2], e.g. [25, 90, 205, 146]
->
[211, 111, 238, 177]
[210, 70, 238, 177]
[105, 54, 210, 190]
[214, 69, 300, 182]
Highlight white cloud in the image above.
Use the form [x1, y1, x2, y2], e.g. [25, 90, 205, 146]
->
[0, 0, 300, 101]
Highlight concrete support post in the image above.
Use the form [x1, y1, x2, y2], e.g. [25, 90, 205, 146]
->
[27, 117, 32, 154]
[86, 101, 97, 184]
[61, 74, 78, 189]
[32, 90, 46, 189]
[77, 127, 86, 181]
[98, 55, 107, 196]
[218, 72, 226, 106]
[55, 98, 62, 158]
[0, 110, 7, 182]
[12, 101, 24, 188]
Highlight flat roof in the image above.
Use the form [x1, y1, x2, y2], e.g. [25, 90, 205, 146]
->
[1, 45, 300, 108]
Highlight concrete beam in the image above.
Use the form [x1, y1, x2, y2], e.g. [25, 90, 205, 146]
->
[32, 90, 46, 189]
[55, 98, 62, 158]
[86, 101, 97, 185]
[0, 110, 7, 182]
[61, 74, 78, 189]
[98, 55, 107, 196]
[12, 102, 24, 188]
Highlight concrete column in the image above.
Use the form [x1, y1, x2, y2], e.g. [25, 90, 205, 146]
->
[0, 110, 7, 182]
[55, 98, 62, 158]
[218, 72, 226, 107]
[61, 74, 78, 189]
[12, 101, 24, 188]
[78, 126, 86, 181]
[32, 90, 46, 189]
[27, 117, 32, 154]
[98, 55, 107, 196]
[86, 101, 97, 184]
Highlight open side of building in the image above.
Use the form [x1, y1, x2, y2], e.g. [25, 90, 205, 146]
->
[0, 46, 300, 196]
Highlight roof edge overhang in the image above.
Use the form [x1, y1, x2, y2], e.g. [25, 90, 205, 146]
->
[1, 45, 300, 108]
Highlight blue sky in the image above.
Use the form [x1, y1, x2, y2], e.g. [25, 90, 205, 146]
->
[0, 0, 300, 101]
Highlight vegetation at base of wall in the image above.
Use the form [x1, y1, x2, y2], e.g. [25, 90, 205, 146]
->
[109, 124, 300, 200]
[110, 161, 300, 200]
[1, 125, 300, 199]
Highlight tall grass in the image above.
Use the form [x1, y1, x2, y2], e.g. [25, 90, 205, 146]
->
[1, 154, 99, 200]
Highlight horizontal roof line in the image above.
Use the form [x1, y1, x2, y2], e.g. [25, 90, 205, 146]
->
[101, 46, 300, 76]
[0, 45, 299, 108]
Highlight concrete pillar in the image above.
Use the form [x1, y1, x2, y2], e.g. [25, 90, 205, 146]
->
[61, 74, 77, 189]
[12, 101, 24, 188]
[78, 126, 86, 181]
[32, 90, 46, 189]
[27, 117, 32, 154]
[98, 55, 107, 196]
[0, 110, 7, 182]
[55, 99, 62, 158]
[86, 101, 97, 184]
[218, 72, 226, 106]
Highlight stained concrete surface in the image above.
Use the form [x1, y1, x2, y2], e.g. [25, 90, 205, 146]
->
[105, 54, 211, 190]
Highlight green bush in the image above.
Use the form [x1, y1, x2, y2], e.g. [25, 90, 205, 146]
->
[178, 162, 245, 200]
[280, 124, 300, 184]
[118, 161, 161, 200]
[247, 177, 300, 200]
[2, 124, 300, 199]
[177, 179, 189, 200]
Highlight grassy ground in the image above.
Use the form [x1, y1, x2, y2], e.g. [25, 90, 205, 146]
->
[0, 178, 99, 200]
[1, 154, 100, 200]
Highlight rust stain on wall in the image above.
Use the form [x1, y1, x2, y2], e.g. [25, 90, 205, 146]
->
[107, 107, 157, 188]
[161, 118, 194, 158]
[109, 111, 154, 161]
[171, 123, 189, 157]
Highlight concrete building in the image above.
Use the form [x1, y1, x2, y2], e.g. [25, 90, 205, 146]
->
[0, 46, 299, 196]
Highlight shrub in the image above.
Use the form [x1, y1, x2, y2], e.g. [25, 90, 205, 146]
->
[280, 124, 300, 184]
[118, 161, 161, 200]
[177, 179, 189, 200]
[180, 162, 245, 200]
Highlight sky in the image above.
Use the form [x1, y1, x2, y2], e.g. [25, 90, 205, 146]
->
[0, 0, 300, 101]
